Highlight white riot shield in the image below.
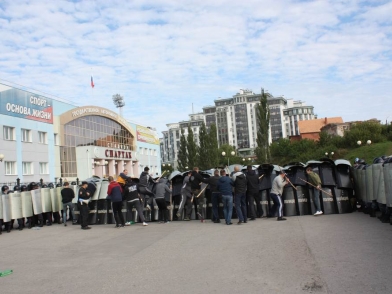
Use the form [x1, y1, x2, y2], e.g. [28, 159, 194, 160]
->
[56, 187, 63, 211]
[71, 185, 79, 204]
[10, 192, 23, 219]
[385, 163, 392, 207]
[0, 194, 3, 219]
[21, 191, 34, 218]
[92, 182, 101, 200]
[2, 194, 12, 222]
[31, 189, 43, 214]
[365, 167, 373, 201]
[372, 164, 386, 204]
[99, 181, 109, 199]
[41, 188, 52, 213]
[50, 189, 60, 212]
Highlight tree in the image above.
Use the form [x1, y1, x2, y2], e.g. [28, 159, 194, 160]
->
[177, 128, 188, 171]
[208, 124, 220, 168]
[198, 122, 210, 170]
[255, 89, 270, 163]
[187, 126, 198, 169]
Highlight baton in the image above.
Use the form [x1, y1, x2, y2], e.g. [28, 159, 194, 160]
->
[258, 174, 264, 180]
[156, 170, 168, 182]
[299, 178, 333, 197]
[196, 185, 208, 198]
[284, 176, 298, 191]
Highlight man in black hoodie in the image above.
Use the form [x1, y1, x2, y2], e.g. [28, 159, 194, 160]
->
[246, 165, 262, 219]
[232, 165, 247, 224]
[190, 167, 207, 222]
[138, 167, 156, 209]
[204, 169, 221, 223]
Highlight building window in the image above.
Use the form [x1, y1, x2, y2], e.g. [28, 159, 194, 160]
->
[5, 161, 17, 175]
[21, 129, 32, 142]
[39, 162, 49, 174]
[54, 133, 59, 145]
[3, 126, 15, 140]
[139, 147, 143, 155]
[39, 131, 47, 144]
[23, 162, 34, 175]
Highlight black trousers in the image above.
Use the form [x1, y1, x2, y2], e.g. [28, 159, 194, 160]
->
[156, 198, 168, 222]
[184, 197, 193, 219]
[78, 202, 89, 228]
[247, 191, 262, 218]
[112, 201, 125, 226]
[127, 200, 145, 223]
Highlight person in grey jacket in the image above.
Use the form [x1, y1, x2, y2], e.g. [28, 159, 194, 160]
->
[269, 171, 288, 221]
[155, 178, 172, 223]
[176, 172, 192, 221]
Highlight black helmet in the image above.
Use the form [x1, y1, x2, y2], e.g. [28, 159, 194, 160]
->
[71, 181, 77, 185]
[41, 184, 48, 188]
[56, 183, 62, 187]
[28, 182, 38, 191]
[14, 185, 21, 191]
[1, 185, 9, 193]
[48, 183, 54, 188]
[21, 185, 28, 192]
[373, 157, 384, 164]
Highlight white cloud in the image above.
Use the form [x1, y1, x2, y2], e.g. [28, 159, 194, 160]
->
[0, 0, 391, 133]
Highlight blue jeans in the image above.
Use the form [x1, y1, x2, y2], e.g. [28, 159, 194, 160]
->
[211, 192, 221, 221]
[235, 193, 247, 221]
[222, 195, 233, 224]
[62, 202, 75, 223]
[312, 188, 321, 211]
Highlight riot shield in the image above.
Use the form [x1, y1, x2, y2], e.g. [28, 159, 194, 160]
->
[2, 194, 12, 222]
[365, 166, 374, 201]
[333, 188, 352, 214]
[10, 192, 23, 219]
[384, 162, 392, 207]
[372, 164, 386, 205]
[320, 187, 338, 214]
[21, 191, 34, 218]
[282, 186, 298, 216]
[55, 187, 63, 211]
[50, 188, 60, 212]
[31, 189, 43, 214]
[41, 188, 52, 213]
[295, 186, 311, 215]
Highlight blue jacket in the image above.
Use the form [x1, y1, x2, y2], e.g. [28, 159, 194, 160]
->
[216, 176, 233, 195]
[107, 181, 123, 202]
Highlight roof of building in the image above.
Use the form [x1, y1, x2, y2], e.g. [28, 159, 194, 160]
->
[298, 117, 343, 133]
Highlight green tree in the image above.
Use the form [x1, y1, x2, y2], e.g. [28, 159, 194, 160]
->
[198, 122, 210, 170]
[208, 124, 220, 168]
[255, 90, 270, 163]
[187, 126, 199, 169]
[218, 144, 242, 166]
[177, 128, 188, 171]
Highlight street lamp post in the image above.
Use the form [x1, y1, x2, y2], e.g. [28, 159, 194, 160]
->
[222, 151, 235, 166]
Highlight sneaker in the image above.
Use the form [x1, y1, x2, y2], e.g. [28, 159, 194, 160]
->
[237, 220, 243, 225]
[143, 222, 148, 226]
[184, 217, 190, 221]
[64, 223, 67, 227]
[130, 221, 136, 225]
[176, 212, 181, 218]
[164, 221, 170, 224]
[227, 222, 233, 225]
[125, 222, 131, 226]
[314, 211, 323, 216]
[82, 226, 91, 230]
[277, 217, 287, 221]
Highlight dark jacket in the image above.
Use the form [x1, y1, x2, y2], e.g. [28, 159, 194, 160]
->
[61, 187, 75, 203]
[190, 171, 204, 190]
[78, 187, 90, 200]
[155, 179, 171, 199]
[124, 181, 139, 202]
[216, 176, 234, 195]
[204, 175, 220, 193]
[232, 172, 247, 194]
[107, 181, 123, 202]
[139, 171, 154, 187]
[181, 176, 192, 198]
[246, 170, 259, 193]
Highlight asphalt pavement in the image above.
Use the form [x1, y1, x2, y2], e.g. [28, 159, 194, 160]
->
[1, 212, 391, 294]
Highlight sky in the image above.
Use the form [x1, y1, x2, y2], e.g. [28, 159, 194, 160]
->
[1, 0, 391, 135]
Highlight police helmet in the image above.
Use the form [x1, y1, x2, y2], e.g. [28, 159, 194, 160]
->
[14, 185, 21, 191]
[21, 185, 28, 192]
[1, 185, 9, 193]
[48, 183, 54, 188]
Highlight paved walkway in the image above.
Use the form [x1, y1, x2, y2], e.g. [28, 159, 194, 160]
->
[1, 213, 391, 294]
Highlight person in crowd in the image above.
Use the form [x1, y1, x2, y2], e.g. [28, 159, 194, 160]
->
[61, 182, 76, 226]
[117, 169, 131, 188]
[78, 181, 91, 230]
[154, 178, 172, 223]
[176, 171, 193, 221]
[123, 178, 148, 226]
[204, 169, 221, 223]
[232, 166, 247, 225]
[216, 169, 234, 225]
[190, 167, 206, 221]
[306, 167, 323, 216]
[1, 185, 11, 233]
[107, 176, 125, 228]
[139, 167, 156, 210]
[269, 171, 287, 221]
[246, 165, 262, 219]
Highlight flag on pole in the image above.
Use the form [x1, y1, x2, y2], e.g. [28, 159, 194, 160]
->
[91, 76, 95, 88]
